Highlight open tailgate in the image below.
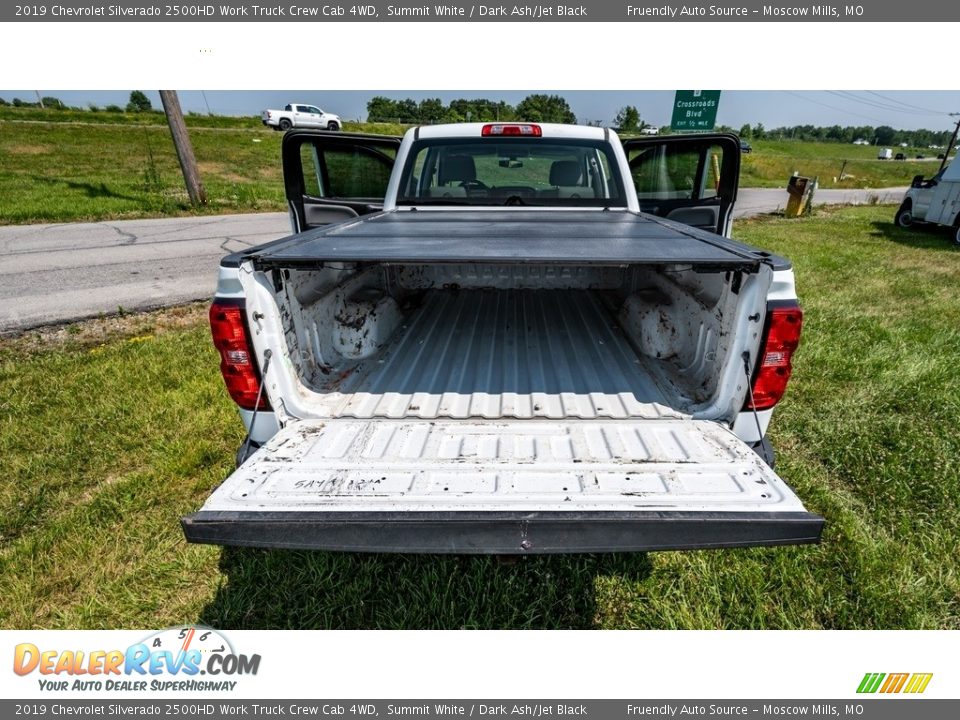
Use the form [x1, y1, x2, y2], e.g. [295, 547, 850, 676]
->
[183, 419, 822, 554]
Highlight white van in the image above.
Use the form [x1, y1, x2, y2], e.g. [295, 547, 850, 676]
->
[895, 161, 960, 245]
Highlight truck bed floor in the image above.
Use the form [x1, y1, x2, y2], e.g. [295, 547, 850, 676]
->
[331, 289, 683, 420]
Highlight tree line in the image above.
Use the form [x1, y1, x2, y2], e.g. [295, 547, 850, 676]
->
[736, 122, 955, 147]
[366, 94, 576, 124]
[0, 91, 154, 113]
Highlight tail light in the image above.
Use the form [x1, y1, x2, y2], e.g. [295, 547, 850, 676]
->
[209, 300, 270, 411]
[745, 301, 803, 411]
[481, 123, 542, 137]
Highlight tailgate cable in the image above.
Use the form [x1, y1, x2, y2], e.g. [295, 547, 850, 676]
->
[241, 349, 272, 462]
[741, 350, 765, 444]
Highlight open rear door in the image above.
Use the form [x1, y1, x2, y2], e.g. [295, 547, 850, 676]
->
[282, 129, 401, 232]
[623, 133, 740, 236]
[183, 418, 823, 554]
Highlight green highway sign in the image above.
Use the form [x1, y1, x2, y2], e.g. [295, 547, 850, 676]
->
[670, 90, 721, 131]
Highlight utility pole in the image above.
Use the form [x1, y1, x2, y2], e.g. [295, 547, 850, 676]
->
[159, 90, 207, 206]
[937, 113, 960, 175]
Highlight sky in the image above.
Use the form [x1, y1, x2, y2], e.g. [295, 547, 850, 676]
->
[2, 90, 958, 131]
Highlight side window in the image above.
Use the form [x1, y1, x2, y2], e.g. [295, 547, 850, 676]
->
[325, 147, 393, 198]
[627, 143, 725, 201]
[700, 145, 724, 199]
[300, 145, 323, 197]
[629, 146, 699, 199]
[299, 142, 396, 199]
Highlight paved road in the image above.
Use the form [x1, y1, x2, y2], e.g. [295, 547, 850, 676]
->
[0, 187, 906, 333]
[732, 186, 905, 219]
[0, 212, 288, 333]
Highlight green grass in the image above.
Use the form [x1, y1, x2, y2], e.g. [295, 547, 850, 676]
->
[741, 138, 938, 189]
[0, 112, 408, 224]
[0, 106, 265, 129]
[1, 205, 958, 629]
[1, 106, 935, 224]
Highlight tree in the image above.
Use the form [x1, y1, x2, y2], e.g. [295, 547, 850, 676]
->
[127, 90, 152, 113]
[366, 96, 399, 123]
[738, 123, 752, 139]
[418, 98, 445, 124]
[874, 125, 896, 146]
[447, 98, 515, 122]
[753, 123, 766, 140]
[515, 94, 576, 124]
[614, 106, 641, 133]
[396, 99, 419, 123]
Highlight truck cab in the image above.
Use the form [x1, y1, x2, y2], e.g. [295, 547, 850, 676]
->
[895, 161, 960, 244]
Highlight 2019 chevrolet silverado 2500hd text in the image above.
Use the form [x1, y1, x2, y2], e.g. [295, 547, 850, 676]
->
[182, 123, 823, 554]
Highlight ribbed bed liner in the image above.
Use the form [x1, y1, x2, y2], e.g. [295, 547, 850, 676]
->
[331, 289, 684, 420]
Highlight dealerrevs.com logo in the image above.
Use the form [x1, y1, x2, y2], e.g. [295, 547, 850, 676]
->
[857, 672, 933, 694]
[13, 627, 260, 692]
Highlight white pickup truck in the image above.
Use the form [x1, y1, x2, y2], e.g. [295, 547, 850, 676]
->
[183, 123, 823, 553]
[262, 103, 341, 131]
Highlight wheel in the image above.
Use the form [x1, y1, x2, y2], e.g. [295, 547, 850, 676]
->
[894, 201, 914, 229]
[327, 121, 340, 131]
[278, 118, 292, 131]
[954, 222, 960, 246]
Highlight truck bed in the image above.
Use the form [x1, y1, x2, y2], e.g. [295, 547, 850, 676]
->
[330, 288, 681, 421]
[247, 209, 768, 268]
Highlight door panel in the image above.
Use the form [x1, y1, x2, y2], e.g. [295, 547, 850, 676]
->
[623, 133, 740, 236]
[282, 130, 401, 231]
[927, 183, 952, 225]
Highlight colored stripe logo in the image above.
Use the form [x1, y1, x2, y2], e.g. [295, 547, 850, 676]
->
[857, 672, 933, 694]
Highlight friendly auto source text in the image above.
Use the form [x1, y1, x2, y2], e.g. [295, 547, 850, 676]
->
[626, 5, 855, 17]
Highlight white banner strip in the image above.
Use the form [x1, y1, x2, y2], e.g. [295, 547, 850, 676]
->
[2, 630, 954, 699]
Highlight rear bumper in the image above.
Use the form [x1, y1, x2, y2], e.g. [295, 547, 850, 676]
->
[182, 510, 824, 554]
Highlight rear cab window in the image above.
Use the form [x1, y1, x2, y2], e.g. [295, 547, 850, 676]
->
[398, 137, 626, 206]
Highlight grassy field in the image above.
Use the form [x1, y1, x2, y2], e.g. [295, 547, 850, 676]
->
[0, 111, 407, 224]
[1, 107, 935, 224]
[0, 106, 266, 129]
[741, 138, 938, 189]
[1, 205, 958, 630]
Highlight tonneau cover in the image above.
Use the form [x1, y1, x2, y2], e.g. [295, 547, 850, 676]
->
[248, 210, 767, 268]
